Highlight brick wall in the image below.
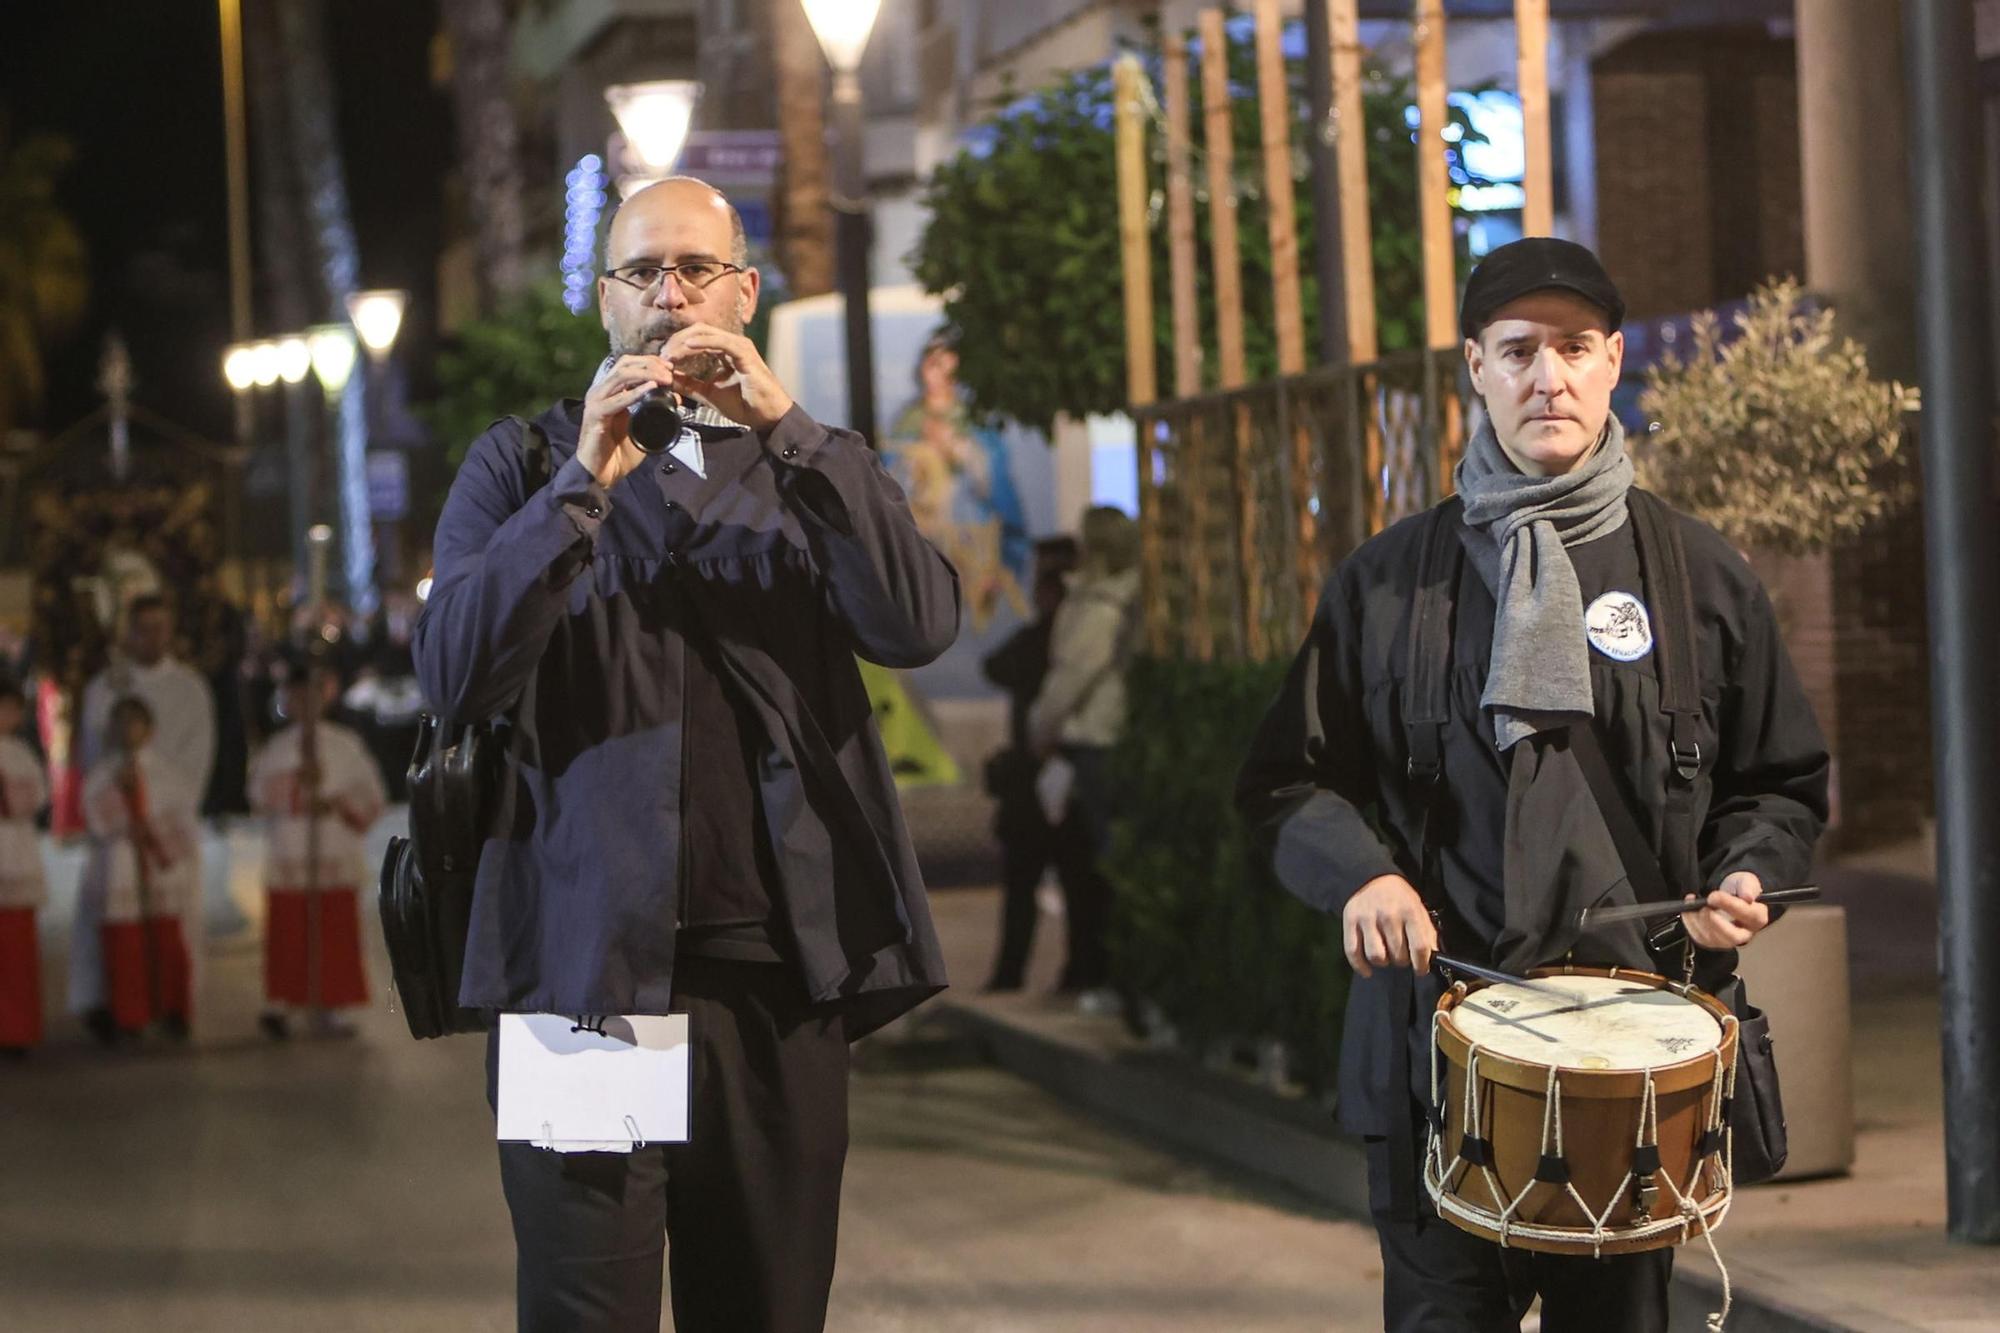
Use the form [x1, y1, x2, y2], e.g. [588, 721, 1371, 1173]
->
[1595, 23, 1931, 848]
[1828, 492, 1933, 848]
[1592, 27, 1805, 318]
[1594, 67, 1715, 319]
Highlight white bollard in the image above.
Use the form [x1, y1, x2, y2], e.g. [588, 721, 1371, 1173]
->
[1734, 903, 1855, 1179]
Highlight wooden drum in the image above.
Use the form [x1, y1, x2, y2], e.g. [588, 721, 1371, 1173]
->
[1425, 966, 1739, 1256]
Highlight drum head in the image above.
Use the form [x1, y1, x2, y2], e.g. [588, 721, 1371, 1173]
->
[1451, 975, 1723, 1072]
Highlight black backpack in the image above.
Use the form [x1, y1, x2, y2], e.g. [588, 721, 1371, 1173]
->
[378, 418, 552, 1039]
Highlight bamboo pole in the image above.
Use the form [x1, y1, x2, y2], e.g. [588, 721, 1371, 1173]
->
[1165, 40, 1202, 401]
[1114, 54, 1167, 655]
[1163, 36, 1212, 662]
[1516, 0, 1554, 237]
[1200, 9, 1263, 662]
[219, 0, 252, 346]
[1255, 0, 1307, 378]
[1254, 0, 1320, 635]
[1201, 14, 1248, 390]
[1415, 1, 1454, 352]
[1329, 0, 1377, 364]
[1116, 55, 1158, 407]
[1415, 0, 1464, 498]
[1329, 0, 1385, 535]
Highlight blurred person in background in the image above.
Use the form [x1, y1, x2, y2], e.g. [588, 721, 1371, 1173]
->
[979, 535, 1086, 992]
[0, 679, 49, 1057]
[71, 594, 214, 1041]
[1029, 506, 1142, 1009]
[81, 696, 201, 1044]
[251, 652, 386, 1041]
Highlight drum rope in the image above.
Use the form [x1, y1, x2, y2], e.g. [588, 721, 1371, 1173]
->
[1719, 1016, 1741, 1190]
[1423, 977, 1736, 1282]
[1468, 1047, 1515, 1242]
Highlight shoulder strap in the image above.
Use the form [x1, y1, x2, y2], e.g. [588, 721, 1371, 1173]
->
[1628, 489, 1700, 779]
[1385, 498, 1463, 1225]
[1402, 496, 1465, 795]
[501, 414, 553, 500]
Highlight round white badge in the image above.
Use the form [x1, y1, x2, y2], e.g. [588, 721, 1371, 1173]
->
[1585, 590, 1654, 662]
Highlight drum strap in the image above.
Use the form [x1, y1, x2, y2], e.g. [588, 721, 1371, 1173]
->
[1389, 495, 1465, 1222]
[1629, 489, 1705, 916]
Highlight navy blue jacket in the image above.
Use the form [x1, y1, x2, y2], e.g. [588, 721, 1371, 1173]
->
[415, 401, 961, 1036]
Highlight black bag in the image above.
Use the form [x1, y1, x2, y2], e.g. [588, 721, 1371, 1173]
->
[377, 417, 551, 1040]
[1712, 975, 1789, 1183]
[378, 719, 503, 1038]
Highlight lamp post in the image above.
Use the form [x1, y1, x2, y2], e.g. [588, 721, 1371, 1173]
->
[804, 0, 884, 445]
[605, 80, 703, 200]
[345, 289, 407, 360]
[344, 288, 408, 582]
[304, 324, 356, 606]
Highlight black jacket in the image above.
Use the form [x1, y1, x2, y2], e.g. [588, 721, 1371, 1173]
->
[415, 402, 961, 1037]
[1236, 494, 1828, 1134]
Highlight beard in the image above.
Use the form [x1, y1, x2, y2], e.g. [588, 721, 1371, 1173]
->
[608, 305, 745, 361]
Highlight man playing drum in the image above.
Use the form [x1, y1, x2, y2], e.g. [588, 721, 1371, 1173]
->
[1237, 237, 1829, 1332]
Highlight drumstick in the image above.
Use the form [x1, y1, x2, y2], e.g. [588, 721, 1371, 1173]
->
[1432, 954, 1572, 1000]
[1576, 885, 1821, 933]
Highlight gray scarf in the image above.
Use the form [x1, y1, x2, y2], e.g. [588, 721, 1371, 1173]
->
[1454, 413, 1633, 750]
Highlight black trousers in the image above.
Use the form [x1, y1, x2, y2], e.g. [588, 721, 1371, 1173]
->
[1366, 1138, 1672, 1333]
[987, 792, 1088, 990]
[488, 956, 850, 1333]
[1052, 744, 1115, 991]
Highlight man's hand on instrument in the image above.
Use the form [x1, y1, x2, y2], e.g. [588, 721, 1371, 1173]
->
[578, 354, 669, 490]
[1344, 874, 1438, 978]
[1682, 870, 1769, 949]
[662, 324, 795, 434]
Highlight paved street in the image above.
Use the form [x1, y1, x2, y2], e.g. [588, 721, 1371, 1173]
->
[0, 819, 1384, 1332]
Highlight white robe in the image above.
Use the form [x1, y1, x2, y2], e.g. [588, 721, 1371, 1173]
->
[79, 657, 217, 799]
[79, 751, 201, 925]
[250, 722, 386, 893]
[70, 658, 216, 1012]
[0, 736, 48, 910]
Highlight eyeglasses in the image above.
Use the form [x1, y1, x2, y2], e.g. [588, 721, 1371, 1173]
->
[604, 261, 746, 297]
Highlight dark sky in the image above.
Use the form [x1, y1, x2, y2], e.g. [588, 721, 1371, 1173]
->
[0, 2, 450, 442]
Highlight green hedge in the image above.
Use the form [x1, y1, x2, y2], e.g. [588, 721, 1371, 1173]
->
[1103, 656, 1350, 1094]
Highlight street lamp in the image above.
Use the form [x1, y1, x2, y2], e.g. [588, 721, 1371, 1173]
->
[343, 288, 408, 587]
[275, 336, 312, 385]
[308, 325, 357, 396]
[251, 340, 282, 388]
[346, 289, 407, 358]
[605, 80, 702, 200]
[803, 0, 884, 444]
[222, 344, 258, 393]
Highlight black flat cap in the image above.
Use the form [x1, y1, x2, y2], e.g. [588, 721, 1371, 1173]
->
[1459, 237, 1625, 341]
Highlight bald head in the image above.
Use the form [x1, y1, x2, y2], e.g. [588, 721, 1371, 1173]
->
[597, 175, 760, 357]
[607, 177, 747, 268]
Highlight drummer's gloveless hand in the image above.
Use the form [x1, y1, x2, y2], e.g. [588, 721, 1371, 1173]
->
[1344, 874, 1438, 978]
[1682, 870, 1770, 950]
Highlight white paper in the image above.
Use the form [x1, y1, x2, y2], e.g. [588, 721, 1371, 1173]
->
[1036, 756, 1076, 826]
[496, 1013, 691, 1152]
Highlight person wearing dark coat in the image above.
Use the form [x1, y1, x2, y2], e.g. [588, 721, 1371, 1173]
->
[979, 536, 1083, 991]
[415, 177, 960, 1333]
[1236, 237, 1828, 1333]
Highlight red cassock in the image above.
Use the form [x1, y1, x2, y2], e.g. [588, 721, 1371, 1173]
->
[0, 737, 47, 1046]
[251, 721, 385, 1008]
[0, 907, 40, 1047]
[82, 750, 199, 1031]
